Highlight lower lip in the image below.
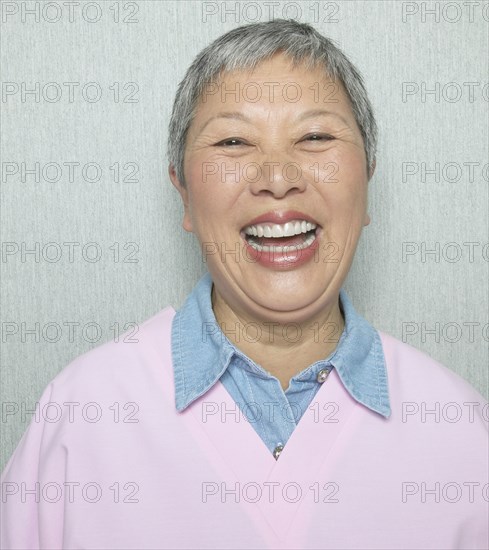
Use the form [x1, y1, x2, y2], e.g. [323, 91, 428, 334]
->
[241, 229, 320, 269]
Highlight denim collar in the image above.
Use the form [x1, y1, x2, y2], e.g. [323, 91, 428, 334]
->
[171, 272, 391, 417]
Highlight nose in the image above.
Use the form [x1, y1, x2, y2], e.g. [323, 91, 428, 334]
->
[248, 151, 308, 199]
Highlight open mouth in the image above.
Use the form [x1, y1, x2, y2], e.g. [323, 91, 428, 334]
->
[241, 220, 318, 252]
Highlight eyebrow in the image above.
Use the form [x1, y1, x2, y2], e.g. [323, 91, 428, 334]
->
[297, 109, 350, 127]
[197, 112, 250, 134]
[197, 109, 351, 135]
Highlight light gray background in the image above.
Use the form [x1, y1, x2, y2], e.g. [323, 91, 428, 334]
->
[1, 0, 488, 471]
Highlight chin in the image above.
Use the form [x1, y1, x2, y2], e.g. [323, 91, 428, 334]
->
[247, 284, 333, 319]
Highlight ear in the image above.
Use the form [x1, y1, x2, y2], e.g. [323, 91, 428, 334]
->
[368, 158, 376, 181]
[169, 164, 193, 233]
[363, 159, 376, 227]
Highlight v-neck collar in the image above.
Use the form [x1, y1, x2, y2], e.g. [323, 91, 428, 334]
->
[156, 306, 370, 546]
[173, 353, 359, 546]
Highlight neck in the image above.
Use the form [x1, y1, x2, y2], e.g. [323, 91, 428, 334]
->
[211, 285, 345, 391]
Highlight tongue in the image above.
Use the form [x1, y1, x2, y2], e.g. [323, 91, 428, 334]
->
[254, 234, 308, 247]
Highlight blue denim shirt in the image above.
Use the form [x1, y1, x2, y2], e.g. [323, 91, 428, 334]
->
[171, 272, 391, 456]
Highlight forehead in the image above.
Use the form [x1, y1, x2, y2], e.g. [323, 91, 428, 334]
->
[193, 53, 353, 120]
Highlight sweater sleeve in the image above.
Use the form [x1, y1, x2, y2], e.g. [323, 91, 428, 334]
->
[1, 381, 67, 550]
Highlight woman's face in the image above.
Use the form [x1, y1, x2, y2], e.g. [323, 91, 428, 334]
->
[170, 53, 373, 324]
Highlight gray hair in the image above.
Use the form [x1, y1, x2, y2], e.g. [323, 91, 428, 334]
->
[167, 19, 378, 187]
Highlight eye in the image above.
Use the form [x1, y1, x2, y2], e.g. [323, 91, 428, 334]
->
[214, 137, 248, 147]
[302, 133, 334, 142]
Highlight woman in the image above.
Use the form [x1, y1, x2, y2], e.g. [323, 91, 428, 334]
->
[1, 19, 487, 550]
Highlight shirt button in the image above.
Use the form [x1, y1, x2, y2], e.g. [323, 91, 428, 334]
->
[317, 368, 330, 383]
[273, 444, 284, 460]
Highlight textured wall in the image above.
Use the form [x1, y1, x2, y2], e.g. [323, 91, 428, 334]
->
[1, 0, 488, 471]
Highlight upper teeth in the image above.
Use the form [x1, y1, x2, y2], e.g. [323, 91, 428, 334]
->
[244, 220, 316, 238]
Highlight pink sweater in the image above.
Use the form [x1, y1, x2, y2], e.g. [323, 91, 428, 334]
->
[1, 307, 488, 549]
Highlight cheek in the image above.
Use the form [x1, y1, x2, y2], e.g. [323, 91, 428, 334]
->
[332, 146, 367, 180]
[316, 151, 368, 208]
[185, 160, 232, 236]
[187, 154, 243, 206]
[185, 158, 212, 209]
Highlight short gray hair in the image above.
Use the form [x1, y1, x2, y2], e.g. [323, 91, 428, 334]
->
[167, 19, 378, 187]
